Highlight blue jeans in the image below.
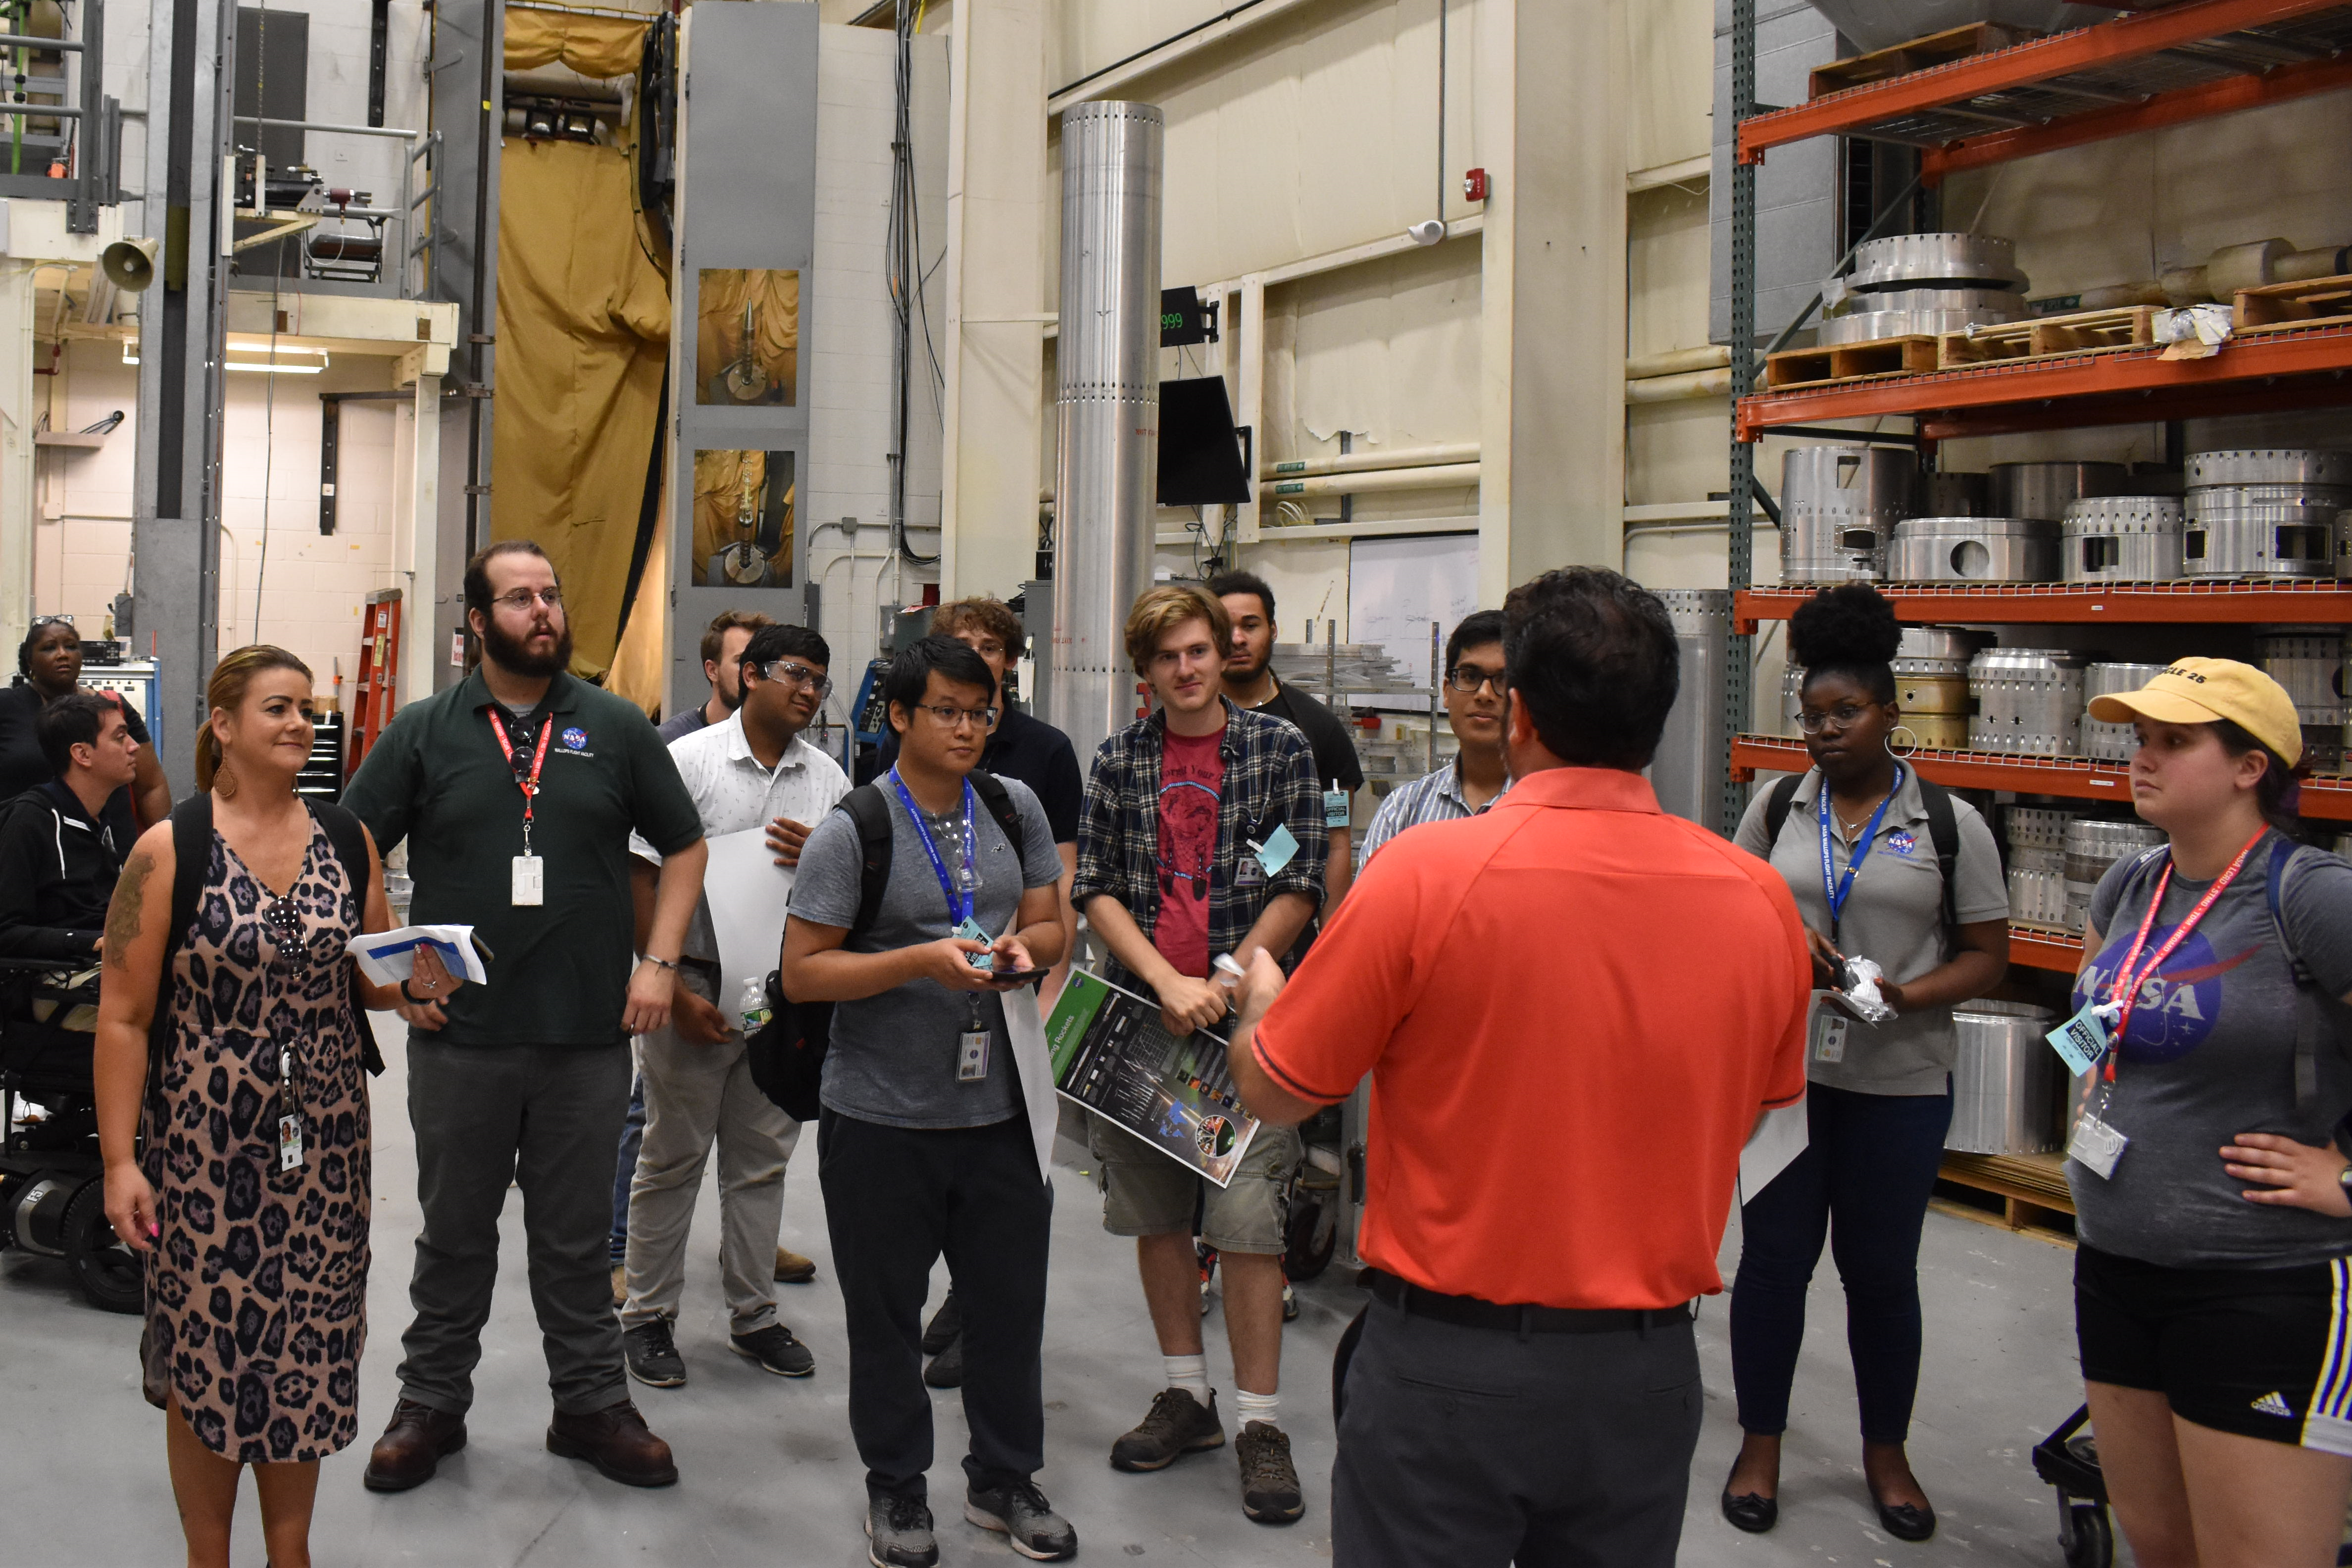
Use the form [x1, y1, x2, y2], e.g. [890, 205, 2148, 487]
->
[609, 1071, 646, 1265]
[1729, 1080, 1953, 1444]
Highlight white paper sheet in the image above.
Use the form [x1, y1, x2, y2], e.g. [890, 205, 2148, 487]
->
[1739, 1096, 1810, 1204]
[699, 826, 797, 1012]
[1000, 983, 1059, 1185]
[348, 925, 489, 987]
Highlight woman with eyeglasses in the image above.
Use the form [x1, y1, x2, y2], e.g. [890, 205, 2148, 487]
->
[92, 645, 451, 1568]
[1724, 583, 2010, 1542]
[3, 615, 173, 827]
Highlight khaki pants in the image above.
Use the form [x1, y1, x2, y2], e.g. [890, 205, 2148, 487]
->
[621, 968, 802, 1333]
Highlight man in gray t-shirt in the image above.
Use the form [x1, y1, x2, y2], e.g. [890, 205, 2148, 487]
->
[779, 636, 1077, 1566]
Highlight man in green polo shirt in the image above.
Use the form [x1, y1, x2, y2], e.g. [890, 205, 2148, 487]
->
[344, 539, 709, 1494]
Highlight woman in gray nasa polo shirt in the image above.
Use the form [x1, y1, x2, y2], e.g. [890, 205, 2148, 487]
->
[1724, 584, 2010, 1542]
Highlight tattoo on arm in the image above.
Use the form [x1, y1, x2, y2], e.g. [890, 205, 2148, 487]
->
[104, 850, 154, 970]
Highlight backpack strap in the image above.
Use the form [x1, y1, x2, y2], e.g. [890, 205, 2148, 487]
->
[840, 784, 896, 944]
[969, 770, 1026, 860]
[144, 795, 214, 1122]
[1761, 773, 1803, 846]
[2262, 834, 2352, 1113]
[306, 800, 387, 1078]
[1914, 776, 1962, 935]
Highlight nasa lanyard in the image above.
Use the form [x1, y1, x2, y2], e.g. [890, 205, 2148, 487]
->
[2098, 828, 2266, 1077]
[891, 768, 978, 930]
[486, 708, 555, 859]
[1816, 765, 1903, 944]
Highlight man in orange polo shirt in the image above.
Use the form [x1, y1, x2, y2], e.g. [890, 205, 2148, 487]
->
[1229, 567, 1810, 1568]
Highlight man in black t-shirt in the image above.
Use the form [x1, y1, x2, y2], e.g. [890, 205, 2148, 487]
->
[1208, 571, 1365, 904]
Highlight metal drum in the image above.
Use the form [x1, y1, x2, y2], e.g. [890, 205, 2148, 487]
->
[1895, 713, 1971, 750]
[1970, 648, 2088, 755]
[1992, 461, 2129, 522]
[2004, 804, 2087, 852]
[1892, 626, 1975, 715]
[1890, 517, 2059, 583]
[1781, 446, 1913, 583]
[1820, 287, 2029, 345]
[1920, 470, 1992, 517]
[2062, 496, 2185, 583]
[2184, 449, 2352, 489]
[1781, 663, 1806, 736]
[1848, 232, 2028, 293]
[2063, 819, 2166, 932]
[2082, 662, 2165, 762]
[1649, 590, 1730, 825]
[1949, 1001, 2061, 1156]
[2259, 629, 2346, 772]
[2184, 451, 2352, 580]
[2006, 846, 2069, 927]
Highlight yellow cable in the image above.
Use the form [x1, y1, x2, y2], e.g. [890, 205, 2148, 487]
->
[914, 0, 928, 34]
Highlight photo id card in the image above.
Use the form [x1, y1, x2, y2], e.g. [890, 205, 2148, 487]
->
[512, 854, 546, 907]
[278, 1112, 303, 1171]
[1815, 1011, 1848, 1064]
[957, 1026, 991, 1082]
[2069, 1110, 2128, 1180]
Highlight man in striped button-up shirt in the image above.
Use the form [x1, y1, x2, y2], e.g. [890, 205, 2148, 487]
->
[1359, 610, 1511, 865]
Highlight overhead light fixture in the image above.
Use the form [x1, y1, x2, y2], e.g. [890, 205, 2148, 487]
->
[121, 341, 330, 374]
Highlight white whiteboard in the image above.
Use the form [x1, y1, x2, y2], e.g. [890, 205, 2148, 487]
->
[1348, 533, 1481, 689]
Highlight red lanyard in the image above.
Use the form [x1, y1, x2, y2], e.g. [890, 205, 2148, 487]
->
[2102, 828, 2265, 1078]
[486, 709, 554, 855]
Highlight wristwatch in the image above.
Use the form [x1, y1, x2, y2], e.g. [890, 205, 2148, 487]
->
[2337, 1163, 2352, 1197]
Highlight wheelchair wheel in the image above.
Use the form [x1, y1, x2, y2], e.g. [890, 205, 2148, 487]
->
[1284, 1190, 1337, 1281]
[2058, 1500, 2113, 1568]
[62, 1177, 142, 1315]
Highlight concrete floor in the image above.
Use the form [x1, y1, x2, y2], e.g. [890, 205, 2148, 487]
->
[2, 1024, 2098, 1568]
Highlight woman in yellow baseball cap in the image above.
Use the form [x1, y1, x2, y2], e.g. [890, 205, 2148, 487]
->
[2065, 657, 2352, 1568]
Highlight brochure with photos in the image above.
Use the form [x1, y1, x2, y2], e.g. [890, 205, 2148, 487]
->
[1045, 967, 1261, 1187]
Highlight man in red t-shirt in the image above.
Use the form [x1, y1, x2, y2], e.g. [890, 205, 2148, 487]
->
[1071, 584, 1328, 1526]
[1229, 568, 1810, 1568]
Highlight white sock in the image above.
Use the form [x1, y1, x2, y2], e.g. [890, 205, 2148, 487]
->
[1234, 1388, 1280, 1430]
[1163, 1354, 1209, 1402]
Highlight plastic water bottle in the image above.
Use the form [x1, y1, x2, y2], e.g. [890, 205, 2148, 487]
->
[740, 976, 771, 1035]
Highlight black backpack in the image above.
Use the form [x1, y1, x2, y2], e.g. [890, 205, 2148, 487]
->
[1762, 771, 1962, 936]
[743, 771, 1025, 1122]
[144, 794, 386, 1122]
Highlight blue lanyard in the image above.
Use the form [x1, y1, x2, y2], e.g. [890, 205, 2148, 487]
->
[1817, 764, 1902, 941]
[891, 768, 977, 927]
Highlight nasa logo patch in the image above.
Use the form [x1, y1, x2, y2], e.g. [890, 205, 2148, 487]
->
[561, 726, 588, 751]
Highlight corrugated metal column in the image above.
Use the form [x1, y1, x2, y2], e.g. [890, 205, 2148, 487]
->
[1721, 0, 1757, 837]
[1043, 101, 1160, 766]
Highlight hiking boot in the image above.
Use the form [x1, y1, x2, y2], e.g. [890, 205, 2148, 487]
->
[730, 1322, 816, 1377]
[775, 1246, 818, 1284]
[362, 1399, 466, 1492]
[865, 1493, 939, 1568]
[922, 1332, 964, 1389]
[965, 1478, 1077, 1561]
[1235, 1420, 1305, 1523]
[920, 1290, 961, 1356]
[623, 1317, 687, 1388]
[1109, 1387, 1225, 1471]
[545, 1400, 678, 1487]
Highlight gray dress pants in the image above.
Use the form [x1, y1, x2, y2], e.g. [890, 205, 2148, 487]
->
[397, 1038, 633, 1416]
[1332, 1295, 1703, 1568]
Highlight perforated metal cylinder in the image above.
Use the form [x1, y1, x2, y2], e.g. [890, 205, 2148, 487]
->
[1045, 102, 1164, 765]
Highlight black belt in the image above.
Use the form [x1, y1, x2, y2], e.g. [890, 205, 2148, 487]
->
[1358, 1267, 1695, 1336]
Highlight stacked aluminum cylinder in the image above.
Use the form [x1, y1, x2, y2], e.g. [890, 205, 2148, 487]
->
[1650, 590, 1730, 826]
[1820, 233, 2028, 346]
[1948, 1000, 2062, 1156]
[2258, 628, 2346, 772]
[2004, 805, 2086, 929]
[2062, 496, 2186, 583]
[2081, 662, 2167, 762]
[1889, 516, 2059, 583]
[2063, 818, 2167, 932]
[1780, 445, 1913, 583]
[1890, 626, 1976, 750]
[1970, 647, 2089, 755]
[1992, 461, 2130, 523]
[2183, 449, 2352, 580]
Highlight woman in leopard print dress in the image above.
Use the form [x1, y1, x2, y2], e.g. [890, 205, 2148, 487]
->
[94, 646, 457, 1568]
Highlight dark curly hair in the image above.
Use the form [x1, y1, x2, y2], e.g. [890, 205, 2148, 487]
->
[1788, 583, 1901, 704]
[1501, 567, 1679, 771]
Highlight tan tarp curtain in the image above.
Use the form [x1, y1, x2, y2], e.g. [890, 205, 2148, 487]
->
[491, 132, 669, 681]
[503, 8, 647, 78]
[605, 487, 671, 712]
[695, 268, 799, 404]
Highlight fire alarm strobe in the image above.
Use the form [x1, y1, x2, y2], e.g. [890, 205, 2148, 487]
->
[1463, 168, 1489, 202]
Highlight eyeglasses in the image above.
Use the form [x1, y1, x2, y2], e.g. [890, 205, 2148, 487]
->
[1797, 703, 1875, 734]
[1446, 665, 1505, 694]
[492, 587, 564, 611]
[913, 702, 998, 729]
[753, 660, 833, 700]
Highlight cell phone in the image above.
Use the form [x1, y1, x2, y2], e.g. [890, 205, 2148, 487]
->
[987, 968, 1051, 988]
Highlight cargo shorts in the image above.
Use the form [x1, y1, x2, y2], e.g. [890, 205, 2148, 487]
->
[1089, 1115, 1302, 1256]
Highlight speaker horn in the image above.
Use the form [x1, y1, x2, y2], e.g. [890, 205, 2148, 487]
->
[100, 236, 158, 293]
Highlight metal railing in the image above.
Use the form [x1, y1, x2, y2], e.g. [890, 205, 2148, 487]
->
[228, 114, 439, 300]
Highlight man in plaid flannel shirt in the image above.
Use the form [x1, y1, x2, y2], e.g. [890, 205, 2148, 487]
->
[1072, 583, 1326, 1527]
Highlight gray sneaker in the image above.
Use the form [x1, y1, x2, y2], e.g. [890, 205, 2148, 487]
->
[622, 1318, 686, 1388]
[865, 1494, 938, 1568]
[1109, 1386, 1225, 1471]
[729, 1323, 816, 1377]
[965, 1478, 1077, 1562]
[1235, 1420, 1305, 1523]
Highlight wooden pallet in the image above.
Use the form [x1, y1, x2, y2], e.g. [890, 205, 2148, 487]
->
[1763, 334, 1940, 390]
[1939, 1150, 2076, 1242]
[1808, 21, 2040, 98]
[1938, 305, 2158, 368]
[2235, 271, 2352, 336]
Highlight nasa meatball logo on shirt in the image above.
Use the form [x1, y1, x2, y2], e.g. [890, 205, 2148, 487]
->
[552, 725, 594, 758]
[1885, 829, 1917, 857]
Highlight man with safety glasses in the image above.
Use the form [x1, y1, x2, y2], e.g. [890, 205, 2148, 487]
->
[1359, 610, 1511, 862]
[618, 623, 848, 1389]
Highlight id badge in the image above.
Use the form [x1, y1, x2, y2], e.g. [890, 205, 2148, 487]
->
[1815, 1011, 1848, 1064]
[278, 1112, 304, 1171]
[956, 1026, 992, 1082]
[1323, 789, 1351, 829]
[1234, 854, 1265, 888]
[955, 916, 993, 969]
[2069, 1109, 2129, 1180]
[2046, 1001, 2112, 1077]
[512, 854, 546, 907]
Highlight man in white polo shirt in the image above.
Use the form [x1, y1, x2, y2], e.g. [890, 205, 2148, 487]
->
[620, 623, 850, 1386]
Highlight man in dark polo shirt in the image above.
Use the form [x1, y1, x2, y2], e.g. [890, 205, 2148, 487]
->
[345, 540, 709, 1494]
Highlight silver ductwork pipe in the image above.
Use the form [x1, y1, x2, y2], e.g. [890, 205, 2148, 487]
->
[1045, 101, 1163, 765]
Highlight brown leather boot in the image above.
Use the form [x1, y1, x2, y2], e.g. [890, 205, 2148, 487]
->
[362, 1400, 468, 1493]
[546, 1400, 679, 1487]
